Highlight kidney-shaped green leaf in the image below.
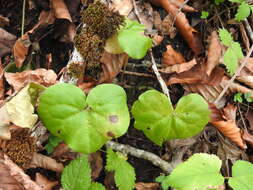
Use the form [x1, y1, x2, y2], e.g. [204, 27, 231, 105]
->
[38, 83, 130, 153]
[156, 153, 224, 190]
[228, 160, 253, 190]
[131, 90, 210, 145]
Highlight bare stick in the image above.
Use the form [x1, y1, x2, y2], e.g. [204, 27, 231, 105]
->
[150, 51, 171, 101]
[106, 141, 174, 173]
[214, 44, 253, 105]
[243, 19, 253, 43]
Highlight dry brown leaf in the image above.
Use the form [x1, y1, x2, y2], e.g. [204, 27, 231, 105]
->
[89, 151, 103, 180]
[110, 0, 133, 16]
[104, 172, 116, 190]
[52, 142, 78, 161]
[99, 52, 129, 83]
[245, 110, 253, 131]
[167, 64, 224, 86]
[153, 11, 163, 31]
[35, 173, 58, 190]
[162, 45, 185, 66]
[242, 130, 253, 148]
[160, 58, 197, 74]
[51, 0, 72, 22]
[135, 182, 160, 190]
[5, 69, 57, 92]
[206, 31, 222, 76]
[29, 153, 64, 173]
[0, 151, 42, 190]
[152, 34, 164, 46]
[135, 2, 154, 32]
[210, 104, 246, 149]
[239, 23, 250, 52]
[169, 0, 197, 12]
[0, 15, 10, 27]
[0, 27, 16, 57]
[161, 14, 177, 38]
[151, 0, 202, 54]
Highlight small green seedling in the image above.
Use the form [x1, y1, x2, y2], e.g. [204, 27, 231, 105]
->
[45, 135, 62, 154]
[234, 92, 253, 103]
[106, 149, 136, 190]
[219, 28, 244, 75]
[156, 153, 253, 190]
[61, 155, 105, 190]
[201, 11, 209, 19]
[38, 83, 130, 154]
[131, 90, 210, 146]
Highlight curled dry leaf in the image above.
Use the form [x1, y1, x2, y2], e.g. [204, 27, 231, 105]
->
[167, 64, 224, 86]
[206, 31, 222, 76]
[35, 173, 58, 190]
[162, 45, 185, 66]
[160, 59, 197, 74]
[5, 69, 57, 92]
[29, 153, 64, 173]
[151, 0, 202, 54]
[99, 51, 129, 83]
[0, 27, 16, 57]
[242, 130, 253, 148]
[110, 0, 133, 16]
[210, 104, 246, 149]
[135, 182, 160, 190]
[51, 0, 72, 22]
[169, 0, 197, 12]
[0, 152, 42, 190]
[89, 151, 103, 180]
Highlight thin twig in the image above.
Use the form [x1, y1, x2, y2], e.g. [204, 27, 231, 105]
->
[150, 50, 171, 101]
[243, 19, 253, 43]
[106, 141, 174, 173]
[214, 44, 253, 105]
[21, 0, 26, 36]
[120, 70, 155, 78]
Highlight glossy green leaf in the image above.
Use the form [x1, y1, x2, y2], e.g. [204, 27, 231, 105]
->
[157, 153, 224, 190]
[38, 83, 130, 153]
[228, 160, 253, 190]
[118, 19, 152, 59]
[106, 149, 136, 190]
[131, 90, 210, 146]
[61, 155, 91, 190]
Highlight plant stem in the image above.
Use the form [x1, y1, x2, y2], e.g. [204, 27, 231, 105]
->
[21, 0, 26, 36]
[106, 141, 174, 173]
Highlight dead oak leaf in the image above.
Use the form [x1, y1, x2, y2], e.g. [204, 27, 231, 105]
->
[5, 68, 57, 92]
[162, 45, 185, 66]
[150, 0, 202, 54]
[0, 151, 42, 190]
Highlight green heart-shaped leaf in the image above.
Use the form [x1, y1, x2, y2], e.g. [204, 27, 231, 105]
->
[38, 83, 130, 153]
[131, 90, 210, 145]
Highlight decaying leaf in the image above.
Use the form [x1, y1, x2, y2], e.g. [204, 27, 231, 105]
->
[162, 45, 185, 66]
[206, 31, 222, 76]
[0, 151, 42, 190]
[210, 104, 246, 149]
[35, 173, 58, 190]
[160, 59, 197, 74]
[5, 85, 38, 128]
[51, 0, 72, 22]
[135, 182, 160, 190]
[242, 130, 253, 148]
[5, 69, 57, 92]
[0, 27, 16, 57]
[161, 14, 177, 38]
[99, 52, 129, 83]
[29, 153, 64, 173]
[245, 110, 253, 131]
[89, 151, 103, 180]
[110, 0, 133, 16]
[151, 0, 202, 54]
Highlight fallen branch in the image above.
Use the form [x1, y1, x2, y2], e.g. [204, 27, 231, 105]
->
[106, 141, 174, 173]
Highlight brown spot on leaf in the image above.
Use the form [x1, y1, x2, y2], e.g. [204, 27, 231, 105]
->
[107, 131, 115, 138]
[109, 115, 119, 124]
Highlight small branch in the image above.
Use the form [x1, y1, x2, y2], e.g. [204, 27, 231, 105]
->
[214, 44, 253, 105]
[21, 0, 26, 36]
[106, 141, 174, 173]
[120, 70, 155, 78]
[150, 50, 171, 101]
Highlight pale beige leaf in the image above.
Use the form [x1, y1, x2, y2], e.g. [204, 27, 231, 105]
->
[6, 85, 38, 128]
[160, 59, 197, 74]
[110, 0, 133, 16]
[0, 105, 11, 140]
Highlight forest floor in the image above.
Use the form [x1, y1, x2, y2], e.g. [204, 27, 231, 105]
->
[1, 0, 253, 189]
